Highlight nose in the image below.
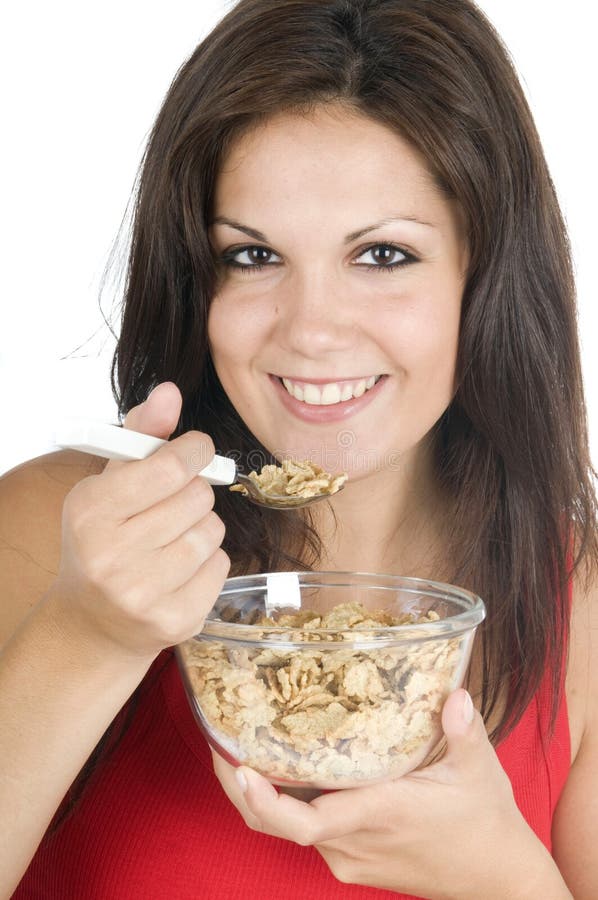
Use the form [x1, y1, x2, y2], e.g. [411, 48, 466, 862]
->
[273, 264, 356, 356]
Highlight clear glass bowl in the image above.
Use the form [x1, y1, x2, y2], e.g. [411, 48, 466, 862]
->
[176, 572, 485, 789]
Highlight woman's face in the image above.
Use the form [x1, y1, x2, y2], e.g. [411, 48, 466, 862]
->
[208, 105, 467, 481]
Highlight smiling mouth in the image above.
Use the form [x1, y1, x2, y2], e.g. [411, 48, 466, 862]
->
[275, 375, 385, 406]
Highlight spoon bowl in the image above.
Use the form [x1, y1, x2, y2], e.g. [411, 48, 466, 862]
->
[234, 472, 344, 509]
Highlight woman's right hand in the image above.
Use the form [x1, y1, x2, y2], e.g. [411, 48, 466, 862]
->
[47, 381, 231, 659]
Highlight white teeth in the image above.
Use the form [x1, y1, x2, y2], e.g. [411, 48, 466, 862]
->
[320, 383, 342, 405]
[280, 375, 383, 405]
[303, 383, 322, 405]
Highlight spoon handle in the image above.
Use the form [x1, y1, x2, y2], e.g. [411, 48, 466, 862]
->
[53, 418, 236, 486]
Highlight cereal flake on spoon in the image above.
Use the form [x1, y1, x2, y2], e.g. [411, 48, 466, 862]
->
[229, 458, 348, 500]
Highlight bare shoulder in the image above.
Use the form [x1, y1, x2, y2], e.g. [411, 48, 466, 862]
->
[565, 559, 598, 761]
[0, 450, 106, 647]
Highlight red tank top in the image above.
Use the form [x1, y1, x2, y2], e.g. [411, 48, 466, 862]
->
[13, 639, 570, 900]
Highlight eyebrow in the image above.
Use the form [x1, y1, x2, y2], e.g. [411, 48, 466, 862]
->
[210, 215, 436, 244]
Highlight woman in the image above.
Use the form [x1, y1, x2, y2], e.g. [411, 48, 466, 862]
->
[1, 1, 596, 897]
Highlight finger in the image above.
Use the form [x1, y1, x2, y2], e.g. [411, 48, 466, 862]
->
[440, 689, 492, 771]
[123, 381, 182, 436]
[236, 767, 320, 842]
[123, 474, 216, 549]
[211, 751, 262, 831]
[142, 547, 232, 646]
[170, 546, 231, 632]
[104, 381, 182, 476]
[236, 767, 391, 845]
[102, 380, 205, 517]
[157, 511, 226, 589]
[99, 381, 199, 519]
[91, 430, 216, 521]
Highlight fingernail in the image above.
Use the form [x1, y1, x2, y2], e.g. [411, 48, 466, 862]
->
[462, 691, 474, 724]
[235, 768, 248, 793]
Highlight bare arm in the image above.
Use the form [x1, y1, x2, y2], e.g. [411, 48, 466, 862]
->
[0, 455, 151, 895]
[552, 563, 598, 899]
[0, 582, 154, 898]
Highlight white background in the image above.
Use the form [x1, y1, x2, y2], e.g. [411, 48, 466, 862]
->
[1, 1, 596, 476]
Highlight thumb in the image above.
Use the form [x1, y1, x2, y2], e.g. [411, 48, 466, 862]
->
[104, 382, 183, 475]
[441, 689, 491, 767]
[123, 381, 182, 439]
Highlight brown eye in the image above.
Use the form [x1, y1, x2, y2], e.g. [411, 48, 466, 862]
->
[220, 245, 282, 270]
[356, 244, 407, 266]
[377, 246, 398, 263]
[246, 247, 273, 263]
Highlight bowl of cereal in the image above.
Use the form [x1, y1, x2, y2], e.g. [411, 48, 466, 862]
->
[175, 572, 485, 789]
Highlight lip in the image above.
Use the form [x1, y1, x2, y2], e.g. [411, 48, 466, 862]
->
[269, 373, 389, 423]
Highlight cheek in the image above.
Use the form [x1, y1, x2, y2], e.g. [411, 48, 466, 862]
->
[207, 296, 274, 421]
[208, 289, 274, 359]
[379, 288, 461, 403]
[208, 295, 255, 373]
[207, 301, 243, 400]
[382, 295, 460, 364]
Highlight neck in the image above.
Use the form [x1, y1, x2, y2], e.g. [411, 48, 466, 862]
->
[305, 435, 453, 580]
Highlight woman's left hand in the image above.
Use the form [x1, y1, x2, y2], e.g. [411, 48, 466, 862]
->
[212, 689, 566, 900]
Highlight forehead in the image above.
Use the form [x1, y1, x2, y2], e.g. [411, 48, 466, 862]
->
[215, 105, 441, 205]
